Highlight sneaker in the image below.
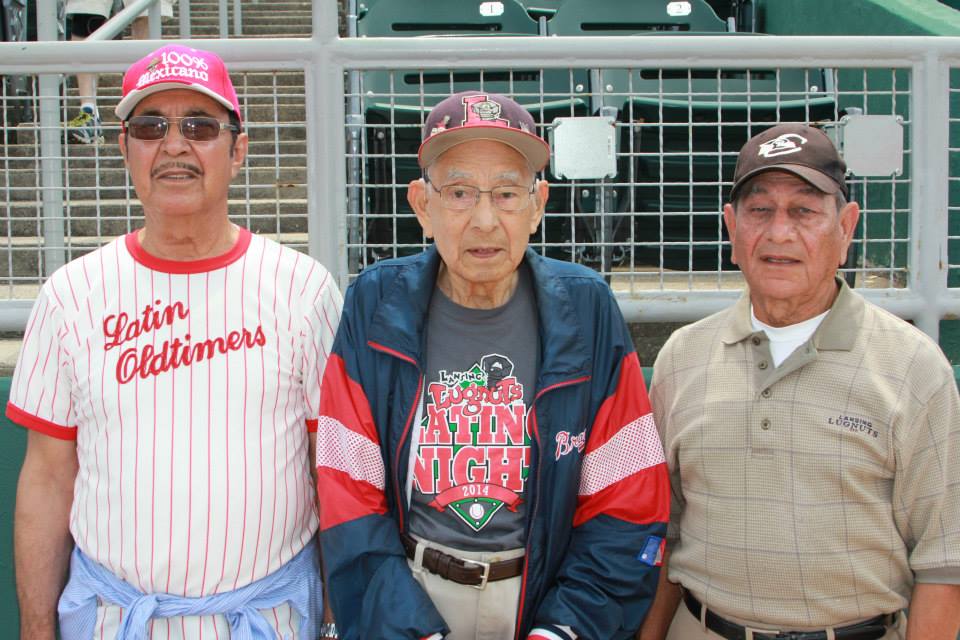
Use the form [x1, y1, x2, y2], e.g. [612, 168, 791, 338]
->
[66, 107, 104, 145]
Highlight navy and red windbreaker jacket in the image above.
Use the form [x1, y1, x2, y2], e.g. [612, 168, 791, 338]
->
[316, 246, 670, 640]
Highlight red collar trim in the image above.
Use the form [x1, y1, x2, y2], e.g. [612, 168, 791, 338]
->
[125, 227, 252, 274]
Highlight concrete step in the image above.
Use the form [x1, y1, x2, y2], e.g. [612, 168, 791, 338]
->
[4, 165, 307, 194]
[58, 72, 309, 94]
[50, 101, 308, 122]
[186, 2, 312, 11]
[186, 12, 312, 24]
[3, 186, 309, 205]
[0, 130, 307, 155]
[2, 197, 307, 228]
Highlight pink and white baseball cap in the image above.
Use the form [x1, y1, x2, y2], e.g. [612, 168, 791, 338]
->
[115, 44, 242, 124]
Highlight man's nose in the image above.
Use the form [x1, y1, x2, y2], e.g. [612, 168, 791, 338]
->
[765, 207, 798, 241]
[469, 193, 500, 230]
[160, 122, 190, 154]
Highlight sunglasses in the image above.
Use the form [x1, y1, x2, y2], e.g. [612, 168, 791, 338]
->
[125, 115, 238, 142]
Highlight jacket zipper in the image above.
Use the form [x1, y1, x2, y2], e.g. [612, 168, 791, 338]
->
[514, 375, 591, 640]
[367, 340, 422, 531]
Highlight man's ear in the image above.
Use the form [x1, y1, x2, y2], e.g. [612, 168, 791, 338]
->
[528, 179, 548, 234]
[230, 132, 249, 177]
[408, 178, 433, 238]
[837, 200, 861, 266]
[723, 202, 739, 266]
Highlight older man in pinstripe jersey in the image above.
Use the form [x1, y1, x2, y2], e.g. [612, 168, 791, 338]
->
[8, 44, 342, 639]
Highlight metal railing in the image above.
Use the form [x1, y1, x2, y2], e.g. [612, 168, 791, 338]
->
[1, 3, 959, 343]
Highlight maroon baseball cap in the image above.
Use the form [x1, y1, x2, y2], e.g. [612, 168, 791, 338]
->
[115, 44, 242, 124]
[730, 123, 848, 201]
[418, 91, 550, 171]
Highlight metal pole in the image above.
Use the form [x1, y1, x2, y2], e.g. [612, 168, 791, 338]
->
[147, 0, 161, 39]
[37, 0, 65, 277]
[233, 0, 243, 37]
[179, 0, 191, 38]
[308, 0, 347, 284]
[346, 0, 363, 273]
[910, 52, 950, 341]
[219, 0, 229, 38]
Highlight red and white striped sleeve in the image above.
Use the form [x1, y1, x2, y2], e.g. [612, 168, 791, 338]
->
[6, 283, 77, 439]
[302, 267, 343, 433]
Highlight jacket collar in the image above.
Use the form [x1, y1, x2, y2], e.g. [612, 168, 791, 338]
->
[720, 277, 863, 351]
[368, 246, 591, 382]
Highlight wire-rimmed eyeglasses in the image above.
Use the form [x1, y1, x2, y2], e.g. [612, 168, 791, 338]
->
[425, 175, 536, 212]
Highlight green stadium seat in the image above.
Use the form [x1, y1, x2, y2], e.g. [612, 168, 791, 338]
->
[545, 0, 836, 270]
[547, 0, 728, 34]
[351, 0, 588, 266]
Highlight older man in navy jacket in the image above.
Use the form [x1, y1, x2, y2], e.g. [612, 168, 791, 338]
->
[316, 90, 670, 640]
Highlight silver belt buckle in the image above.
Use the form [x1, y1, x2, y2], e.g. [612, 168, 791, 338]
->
[465, 558, 491, 590]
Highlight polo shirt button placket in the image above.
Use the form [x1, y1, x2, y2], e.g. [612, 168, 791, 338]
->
[761, 418, 771, 430]
[761, 388, 771, 398]
[758, 360, 768, 370]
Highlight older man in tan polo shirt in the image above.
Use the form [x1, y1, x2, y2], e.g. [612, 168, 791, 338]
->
[640, 123, 960, 640]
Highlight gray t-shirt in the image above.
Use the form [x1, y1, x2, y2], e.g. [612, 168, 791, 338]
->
[408, 266, 539, 551]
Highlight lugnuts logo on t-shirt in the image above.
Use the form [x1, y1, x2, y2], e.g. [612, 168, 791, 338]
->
[412, 354, 531, 532]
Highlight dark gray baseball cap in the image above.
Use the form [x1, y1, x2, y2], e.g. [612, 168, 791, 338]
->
[730, 123, 848, 201]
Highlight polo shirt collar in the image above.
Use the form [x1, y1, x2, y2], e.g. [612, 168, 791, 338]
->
[720, 277, 863, 351]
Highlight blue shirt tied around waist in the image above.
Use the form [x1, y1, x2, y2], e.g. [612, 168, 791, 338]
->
[58, 539, 321, 640]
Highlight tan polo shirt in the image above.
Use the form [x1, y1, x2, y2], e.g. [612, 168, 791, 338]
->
[651, 280, 960, 628]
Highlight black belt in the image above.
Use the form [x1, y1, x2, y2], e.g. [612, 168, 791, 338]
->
[400, 532, 524, 589]
[683, 590, 897, 640]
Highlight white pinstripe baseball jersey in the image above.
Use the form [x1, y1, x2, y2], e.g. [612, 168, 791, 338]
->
[7, 228, 343, 638]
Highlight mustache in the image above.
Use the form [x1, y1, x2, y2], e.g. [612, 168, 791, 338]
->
[151, 162, 202, 178]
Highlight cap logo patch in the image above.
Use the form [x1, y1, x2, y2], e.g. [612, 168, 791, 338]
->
[758, 133, 807, 158]
[462, 94, 509, 126]
[135, 49, 211, 89]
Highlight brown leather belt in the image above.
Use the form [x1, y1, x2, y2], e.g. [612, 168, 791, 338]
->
[401, 532, 524, 589]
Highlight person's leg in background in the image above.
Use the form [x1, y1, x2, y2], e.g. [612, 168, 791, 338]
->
[64, 0, 175, 144]
[65, 10, 107, 144]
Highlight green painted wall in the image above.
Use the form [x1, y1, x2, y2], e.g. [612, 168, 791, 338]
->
[0, 378, 23, 633]
[761, 0, 960, 35]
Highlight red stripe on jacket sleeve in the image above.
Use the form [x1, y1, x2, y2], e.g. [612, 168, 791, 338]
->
[316, 467, 388, 530]
[6, 402, 77, 440]
[584, 353, 651, 453]
[319, 354, 379, 441]
[573, 353, 669, 527]
[316, 353, 388, 530]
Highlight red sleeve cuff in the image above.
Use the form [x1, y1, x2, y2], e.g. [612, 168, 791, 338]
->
[6, 402, 76, 440]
